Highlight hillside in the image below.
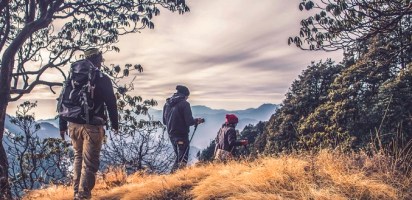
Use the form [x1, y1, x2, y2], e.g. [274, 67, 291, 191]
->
[24, 151, 411, 200]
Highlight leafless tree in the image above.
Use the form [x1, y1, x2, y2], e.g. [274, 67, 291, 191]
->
[100, 63, 174, 174]
[4, 101, 72, 198]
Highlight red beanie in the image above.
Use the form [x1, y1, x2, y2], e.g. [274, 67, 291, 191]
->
[225, 114, 238, 124]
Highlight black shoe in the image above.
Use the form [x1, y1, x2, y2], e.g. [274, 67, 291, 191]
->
[74, 192, 91, 200]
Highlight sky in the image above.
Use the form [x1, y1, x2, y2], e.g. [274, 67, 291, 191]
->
[7, 0, 342, 120]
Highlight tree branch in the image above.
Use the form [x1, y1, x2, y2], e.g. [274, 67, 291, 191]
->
[0, 4, 10, 53]
[0, 0, 8, 16]
[9, 80, 62, 101]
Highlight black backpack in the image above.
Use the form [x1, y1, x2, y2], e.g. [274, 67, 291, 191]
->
[57, 59, 101, 124]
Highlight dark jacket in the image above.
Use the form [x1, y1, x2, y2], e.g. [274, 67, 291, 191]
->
[163, 93, 196, 137]
[215, 123, 242, 154]
[59, 72, 119, 131]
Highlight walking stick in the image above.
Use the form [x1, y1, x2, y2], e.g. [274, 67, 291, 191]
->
[181, 123, 199, 163]
[180, 118, 205, 165]
[189, 123, 198, 144]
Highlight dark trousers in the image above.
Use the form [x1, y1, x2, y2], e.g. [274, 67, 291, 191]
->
[169, 135, 189, 173]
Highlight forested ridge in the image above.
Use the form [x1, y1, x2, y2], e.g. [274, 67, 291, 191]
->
[200, 0, 412, 172]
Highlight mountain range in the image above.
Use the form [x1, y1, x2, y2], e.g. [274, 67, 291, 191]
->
[4, 114, 59, 139]
[148, 103, 278, 148]
[4, 103, 278, 162]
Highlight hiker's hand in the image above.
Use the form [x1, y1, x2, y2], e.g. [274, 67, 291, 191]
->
[60, 130, 67, 140]
[195, 118, 205, 125]
[240, 140, 248, 146]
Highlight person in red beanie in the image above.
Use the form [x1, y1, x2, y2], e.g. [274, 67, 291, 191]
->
[214, 114, 248, 161]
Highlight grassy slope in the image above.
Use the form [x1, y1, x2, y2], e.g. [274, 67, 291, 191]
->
[24, 151, 411, 200]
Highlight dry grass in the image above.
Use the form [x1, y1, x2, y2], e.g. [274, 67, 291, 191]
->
[24, 151, 411, 200]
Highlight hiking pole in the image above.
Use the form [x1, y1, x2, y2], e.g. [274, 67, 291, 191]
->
[181, 119, 204, 165]
[173, 124, 198, 172]
[189, 123, 198, 144]
[181, 124, 198, 163]
[243, 143, 250, 155]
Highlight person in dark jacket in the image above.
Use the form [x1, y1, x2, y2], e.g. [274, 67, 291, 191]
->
[214, 114, 248, 161]
[163, 85, 204, 172]
[59, 48, 118, 200]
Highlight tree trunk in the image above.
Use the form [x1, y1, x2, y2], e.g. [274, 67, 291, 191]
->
[0, 50, 13, 200]
[0, 142, 11, 199]
[0, 13, 53, 197]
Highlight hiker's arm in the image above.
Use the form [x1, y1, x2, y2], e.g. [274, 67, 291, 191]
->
[228, 129, 243, 147]
[102, 76, 119, 131]
[182, 102, 196, 127]
[162, 103, 167, 125]
[59, 118, 68, 140]
[59, 117, 68, 132]
[214, 129, 221, 153]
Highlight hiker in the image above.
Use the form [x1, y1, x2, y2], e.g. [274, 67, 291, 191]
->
[214, 114, 248, 161]
[58, 48, 118, 200]
[163, 85, 205, 172]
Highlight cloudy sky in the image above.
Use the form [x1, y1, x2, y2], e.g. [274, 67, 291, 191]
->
[8, 0, 342, 119]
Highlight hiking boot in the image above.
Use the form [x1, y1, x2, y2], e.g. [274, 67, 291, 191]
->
[74, 192, 91, 200]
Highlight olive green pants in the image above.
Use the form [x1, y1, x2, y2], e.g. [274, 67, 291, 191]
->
[68, 123, 105, 197]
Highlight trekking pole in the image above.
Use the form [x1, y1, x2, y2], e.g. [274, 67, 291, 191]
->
[243, 143, 250, 155]
[181, 120, 203, 164]
[189, 123, 198, 144]
[182, 124, 198, 161]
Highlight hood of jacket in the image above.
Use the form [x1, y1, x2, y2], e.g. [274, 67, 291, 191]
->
[166, 93, 186, 107]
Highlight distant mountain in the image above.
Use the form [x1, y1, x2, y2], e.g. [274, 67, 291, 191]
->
[38, 118, 59, 128]
[4, 103, 278, 160]
[4, 114, 59, 139]
[4, 114, 20, 135]
[149, 103, 279, 148]
[189, 145, 201, 164]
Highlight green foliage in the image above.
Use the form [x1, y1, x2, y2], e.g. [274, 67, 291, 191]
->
[264, 0, 412, 155]
[197, 140, 216, 162]
[1, 0, 190, 101]
[289, 0, 412, 51]
[265, 60, 343, 153]
[0, 1, 191, 197]
[198, 122, 268, 161]
[266, 32, 412, 154]
[237, 122, 267, 157]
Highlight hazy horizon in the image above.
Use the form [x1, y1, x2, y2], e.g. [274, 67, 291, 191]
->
[7, 101, 277, 120]
[6, 0, 342, 119]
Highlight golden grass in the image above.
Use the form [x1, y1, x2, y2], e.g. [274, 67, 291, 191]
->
[24, 151, 411, 200]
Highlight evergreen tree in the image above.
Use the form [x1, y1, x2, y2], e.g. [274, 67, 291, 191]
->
[265, 60, 343, 152]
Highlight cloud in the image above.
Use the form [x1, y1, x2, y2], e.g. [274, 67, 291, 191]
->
[8, 0, 343, 117]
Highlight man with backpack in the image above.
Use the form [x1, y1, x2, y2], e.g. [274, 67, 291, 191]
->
[58, 48, 118, 200]
[163, 85, 204, 172]
[214, 114, 248, 161]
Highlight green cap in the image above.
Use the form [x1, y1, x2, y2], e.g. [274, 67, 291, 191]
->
[84, 48, 101, 58]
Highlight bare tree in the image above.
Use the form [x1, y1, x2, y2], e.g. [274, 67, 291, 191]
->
[4, 101, 72, 198]
[100, 63, 174, 174]
[0, 1, 189, 197]
[102, 122, 174, 174]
